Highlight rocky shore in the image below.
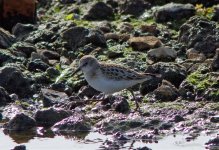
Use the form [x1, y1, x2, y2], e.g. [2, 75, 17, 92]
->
[0, 0, 219, 149]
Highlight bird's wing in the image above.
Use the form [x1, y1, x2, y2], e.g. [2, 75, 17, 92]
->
[100, 63, 153, 80]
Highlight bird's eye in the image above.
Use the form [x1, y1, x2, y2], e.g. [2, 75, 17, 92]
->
[83, 62, 88, 66]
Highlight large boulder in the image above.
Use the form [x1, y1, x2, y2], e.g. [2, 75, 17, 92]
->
[5, 113, 36, 131]
[0, 49, 17, 66]
[0, 86, 12, 106]
[179, 16, 219, 57]
[147, 46, 177, 63]
[62, 27, 106, 50]
[12, 23, 37, 41]
[145, 62, 187, 88]
[52, 113, 91, 132]
[118, 0, 151, 17]
[0, 28, 15, 48]
[34, 107, 72, 127]
[140, 76, 162, 95]
[0, 66, 32, 98]
[152, 80, 179, 101]
[83, 2, 114, 20]
[41, 88, 69, 107]
[154, 3, 195, 22]
[10, 42, 36, 57]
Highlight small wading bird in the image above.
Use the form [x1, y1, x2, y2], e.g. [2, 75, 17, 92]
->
[72, 55, 160, 110]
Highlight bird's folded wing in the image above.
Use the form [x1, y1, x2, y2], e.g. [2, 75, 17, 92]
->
[100, 63, 152, 80]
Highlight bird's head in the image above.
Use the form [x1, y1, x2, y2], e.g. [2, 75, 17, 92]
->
[72, 55, 99, 75]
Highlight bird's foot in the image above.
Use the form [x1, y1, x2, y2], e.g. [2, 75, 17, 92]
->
[131, 96, 143, 113]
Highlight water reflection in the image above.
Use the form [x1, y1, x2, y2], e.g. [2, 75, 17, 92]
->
[3, 127, 91, 144]
[3, 129, 36, 143]
[0, 127, 218, 150]
[54, 130, 90, 140]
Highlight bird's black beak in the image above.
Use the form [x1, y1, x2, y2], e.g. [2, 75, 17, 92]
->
[72, 66, 81, 76]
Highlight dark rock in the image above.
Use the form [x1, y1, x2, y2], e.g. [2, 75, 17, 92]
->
[211, 48, 219, 71]
[5, 113, 36, 131]
[119, 0, 151, 17]
[154, 3, 195, 22]
[0, 28, 15, 49]
[106, 0, 118, 8]
[0, 49, 26, 66]
[40, 49, 60, 60]
[10, 42, 36, 57]
[113, 132, 129, 141]
[83, 2, 114, 20]
[27, 59, 50, 72]
[145, 62, 187, 88]
[60, 0, 76, 4]
[34, 107, 72, 127]
[210, 115, 219, 123]
[78, 86, 100, 98]
[178, 80, 195, 100]
[179, 16, 219, 57]
[50, 82, 73, 95]
[62, 27, 106, 49]
[41, 88, 69, 107]
[186, 48, 206, 62]
[24, 29, 55, 44]
[0, 113, 2, 120]
[205, 136, 219, 146]
[147, 0, 219, 7]
[159, 122, 173, 130]
[12, 23, 37, 41]
[30, 52, 49, 63]
[153, 80, 179, 101]
[203, 88, 219, 101]
[174, 115, 185, 123]
[0, 66, 32, 98]
[96, 21, 112, 33]
[10, 93, 19, 101]
[180, 72, 219, 101]
[140, 75, 162, 95]
[97, 118, 144, 133]
[104, 33, 130, 42]
[85, 29, 106, 47]
[112, 97, 130, 113]
[134, 146, 152, 150]
[142, 119, 161, 129]
[62, 26, 88, 49]
[46, 67, 60, 78]
[119, 22, 134, 33]
[212, 5, 219, 21]
[0, 86, 12, 106]
[107, 51, 124, 59]
[140, 24, 160, 35]
[52, 113, 91, 131]
[147, 46, 177, 63]
[12, 145, 26, 150]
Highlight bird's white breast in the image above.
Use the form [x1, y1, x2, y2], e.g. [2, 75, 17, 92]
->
[84, 73, 146, 95]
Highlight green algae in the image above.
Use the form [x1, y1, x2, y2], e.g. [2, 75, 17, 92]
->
[186, 72, 218, 90]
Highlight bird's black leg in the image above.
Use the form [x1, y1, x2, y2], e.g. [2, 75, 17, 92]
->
[127, 89, 139, 111]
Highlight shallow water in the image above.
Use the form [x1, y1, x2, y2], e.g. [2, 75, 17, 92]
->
[0, 128, 217, 150]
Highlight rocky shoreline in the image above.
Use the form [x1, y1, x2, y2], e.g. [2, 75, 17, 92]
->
[0, 0, 219, 149]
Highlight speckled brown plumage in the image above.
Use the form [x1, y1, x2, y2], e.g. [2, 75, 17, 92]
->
[100, 63, 154, 80]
